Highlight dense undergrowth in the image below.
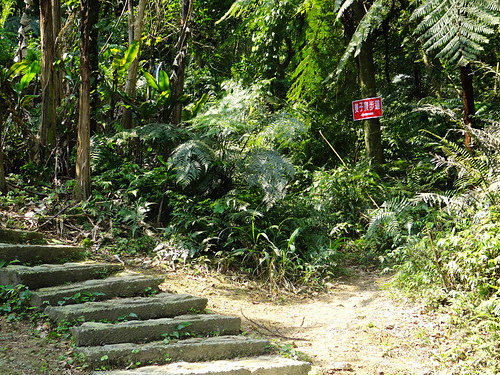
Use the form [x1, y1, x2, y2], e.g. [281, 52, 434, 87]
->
[2, 106, 500, 375]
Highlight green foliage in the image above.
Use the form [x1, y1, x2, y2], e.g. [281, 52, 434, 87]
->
[0, 284, 33, 321]
[329, 0, 392, 82]
[57, 291, 107, 306]
[412, 0, 500, 65]
[111, 41, 141, 82]
[162, 322, 193, 344]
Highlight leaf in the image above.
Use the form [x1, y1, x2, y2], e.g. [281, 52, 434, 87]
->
[122, 40, 140, 71]
[6, 61, 29, 80]
[158, 70, 170, 93]
[19, 71, 36, 92]
[113, 41, 140, 78]
[143, 70, 159, 91]
[191, 93, 209, 117]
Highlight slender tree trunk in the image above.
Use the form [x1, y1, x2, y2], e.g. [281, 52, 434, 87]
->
[52, 0, 63, 108]
[39, 0, 57, 150]
[15, 1, 32, 63]
[89, 0, 100, 134]
[170, 0, 194, 126]
[460, 63, 475, 149]
[121, 0, 147, 129]
[357, 35, 384, 164]
[75, 0, 91, 201]
[0, 119, 6, 194]
[352, 1, 384, 164]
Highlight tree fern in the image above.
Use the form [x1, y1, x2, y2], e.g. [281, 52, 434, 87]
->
[365, 197, 413, 242]
[168, 140, 217, 188]
[239, 148, 295, 208]
[412, 0, 500, 65]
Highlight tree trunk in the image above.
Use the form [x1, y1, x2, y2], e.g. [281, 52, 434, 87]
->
[52, 0, 63, 108]
[121, 0, 147, 130]
[39, 0, 57, 150]
[89, 0, 100, 134]
[15, 1, 32, 62]
[75, 0, 91, 201]
[170, 0, 194, 126]
[352, 1, 384, 164]
[0, 119, 6, 194]
[460, 63, 475, 149]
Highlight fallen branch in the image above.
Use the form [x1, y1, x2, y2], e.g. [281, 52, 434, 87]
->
[39, 205, 70, 228]
[240, 309, 308, 341]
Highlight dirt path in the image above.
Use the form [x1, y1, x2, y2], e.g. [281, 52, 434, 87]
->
[164, 268, 440, 375]
[0, 266, 442, 374]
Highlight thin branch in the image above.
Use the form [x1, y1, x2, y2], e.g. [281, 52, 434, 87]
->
[240, 309, 308, 341]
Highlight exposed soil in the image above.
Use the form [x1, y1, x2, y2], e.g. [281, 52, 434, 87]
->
[0, 266, 445, 375]
[164, 267, 442, 375]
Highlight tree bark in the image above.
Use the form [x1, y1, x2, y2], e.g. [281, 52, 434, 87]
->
[121, 0, 147, 129]
[75, 0, 91, 201]
[15, 0, 33, 63]
[352, 1, 384, 164]
[89, 0, 100, 134]
[52, 0, 63, 108]
[460, 63, 475, 149]
[169, 0, 194, 126]
[357, 35, 384, 164]
[0, 117, 6, 194]
[39, 0, 57, 150]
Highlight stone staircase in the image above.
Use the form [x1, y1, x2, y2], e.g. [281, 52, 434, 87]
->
[0, 228, 311, 374]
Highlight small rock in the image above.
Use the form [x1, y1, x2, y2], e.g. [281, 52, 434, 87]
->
[384, 324, 395, 330]
[329, 362, 353, 371]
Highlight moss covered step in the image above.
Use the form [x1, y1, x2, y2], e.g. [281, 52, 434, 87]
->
[0, 228, 45, 244]
[29, 272, 164, 307]
[72, 314, 241, 346]
[44, 293, 208, 323]
[0, 243, 86, 264]
[92, 355, 312, 375]
[0, 262, 123, 289]
[79, 336, 268, 369]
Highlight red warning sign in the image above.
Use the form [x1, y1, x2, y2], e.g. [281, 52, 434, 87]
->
[352, 97, 383, 121]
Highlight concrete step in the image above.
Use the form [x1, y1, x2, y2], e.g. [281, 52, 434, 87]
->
[72, 314, 241, 346]
[91, 355, 312, 375]
[78, 336, 268, 369]
[29, 272, 164, 307]
[0, 243, 86, 264]
[0, 262, 123, 289]
[45, 293, 208, 323]
[0, 228, 45, 244]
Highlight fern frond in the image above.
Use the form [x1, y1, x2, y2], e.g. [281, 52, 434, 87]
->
[216, 0, 258, 23]
[255, 110, 308, 149]
[168, 140, 217, 188]
[335, 0, 355, 19]
[239, 148, 295, 208]
[135, 123, 186, 147]
[365, 197, 412, 240]
[412, 0, 500, 65]
[413, 103, 459, 120]
[328, 0, 391, 82]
